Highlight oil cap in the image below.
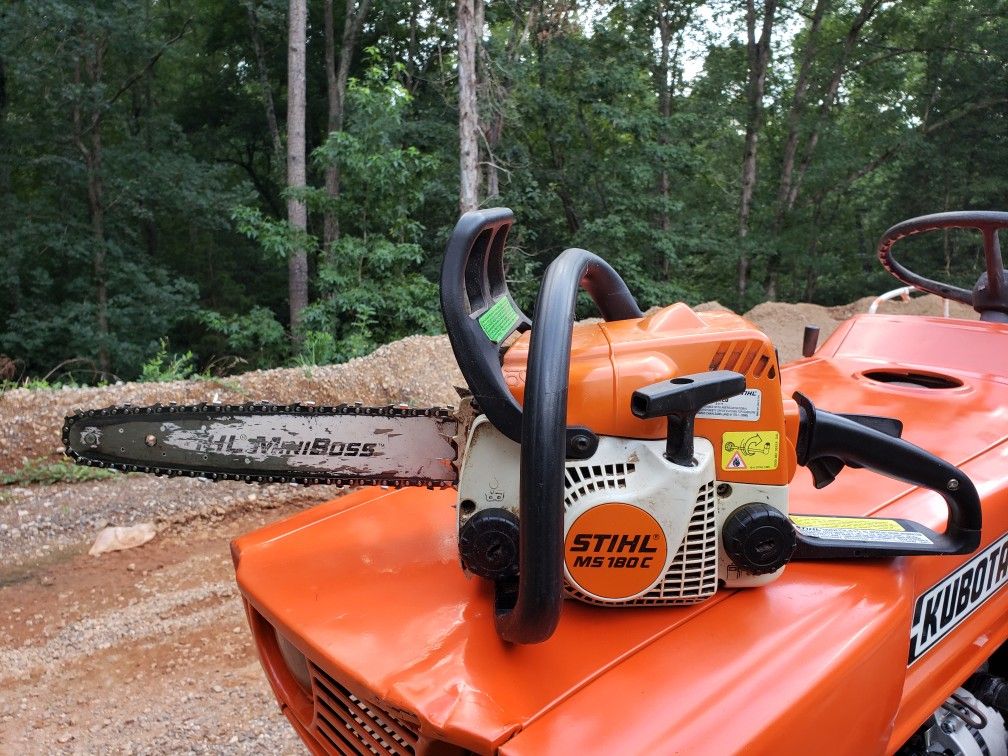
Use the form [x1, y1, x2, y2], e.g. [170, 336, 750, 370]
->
[722, 503, 796, 575]
[459, 508, 520, 580]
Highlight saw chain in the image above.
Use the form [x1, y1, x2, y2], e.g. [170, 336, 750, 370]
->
[62, 402, 461, 488]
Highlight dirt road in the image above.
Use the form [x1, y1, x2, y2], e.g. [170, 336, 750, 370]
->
[0, 478, 344, 754]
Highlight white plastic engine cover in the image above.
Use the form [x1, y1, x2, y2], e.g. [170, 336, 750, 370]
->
[717, 482, 788, 588]
[456, 416, 722, 606]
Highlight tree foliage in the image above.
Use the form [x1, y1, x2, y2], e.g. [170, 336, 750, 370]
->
[1, 0, 1006, 381]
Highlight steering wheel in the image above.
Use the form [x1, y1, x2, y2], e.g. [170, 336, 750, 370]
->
[877, 211, 1008, 323]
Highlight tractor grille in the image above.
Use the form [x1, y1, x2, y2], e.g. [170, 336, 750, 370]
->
[309, 663, 419, 755]
[565, 480, 718, 606]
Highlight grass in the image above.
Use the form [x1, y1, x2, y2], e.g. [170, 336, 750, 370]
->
[0, 458, 120, 486]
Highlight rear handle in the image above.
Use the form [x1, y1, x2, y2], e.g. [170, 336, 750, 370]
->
[792, 392, 981, 558]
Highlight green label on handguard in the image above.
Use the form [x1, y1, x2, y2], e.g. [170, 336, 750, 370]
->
[478, 298, 520, 343]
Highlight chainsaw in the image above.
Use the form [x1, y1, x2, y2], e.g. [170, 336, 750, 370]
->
[64, 207, 988, 644]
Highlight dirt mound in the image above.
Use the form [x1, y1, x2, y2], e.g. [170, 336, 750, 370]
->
[0, 335, 461, 473]
[693, 301, 733, 313]
[829, 292, 977, 321]
[742, 293, 977, 363]
[743, 301, 843, 364]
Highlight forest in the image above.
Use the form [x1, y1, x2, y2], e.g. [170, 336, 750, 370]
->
[0, 0, 1005, 383]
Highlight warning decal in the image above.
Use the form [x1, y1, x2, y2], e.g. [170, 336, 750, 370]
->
[697, 389, 762, 422]
[790, 515, 904, 531]
[721, 431, 779, 471]
[791, 515, 933, 545]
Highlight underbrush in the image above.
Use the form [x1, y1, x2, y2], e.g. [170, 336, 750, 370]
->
[0, 458, 120, 486]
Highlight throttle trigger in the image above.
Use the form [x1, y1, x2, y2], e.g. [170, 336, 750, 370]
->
[806, 457, 845, 489]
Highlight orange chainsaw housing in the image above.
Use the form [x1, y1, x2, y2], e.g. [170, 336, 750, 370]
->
[232, 311, 1008, 755]
[500, 304, 798, 486]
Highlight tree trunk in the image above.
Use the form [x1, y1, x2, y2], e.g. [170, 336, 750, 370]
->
[139, 5, 158, 261]
[788, 0, 881, 211]
[765, 0, 834, 300]
[0, 56, 9, 194]
[323, 0, 339, 248]
[73, 50, 112, 379]
[66, 19, 189, 378]
[657, 3, 672, 266]
[287, 0, 309, 338]
[246, 0, 284, 178]
[737, 0, 777, 305]
[478, 2, 536, 200]
[87, 127, 111, 379]
[654, 1, 692, 278]
[775, 0, 829, 228]
[406, 0, 419, 93]
[457, 0, 480, 213]
[323, 0, 372, 251]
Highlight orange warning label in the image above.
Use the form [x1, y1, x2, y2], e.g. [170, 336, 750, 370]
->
[565, 504, 667, 600]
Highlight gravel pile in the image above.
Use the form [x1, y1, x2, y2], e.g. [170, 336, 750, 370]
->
[0, 335, 464, 472]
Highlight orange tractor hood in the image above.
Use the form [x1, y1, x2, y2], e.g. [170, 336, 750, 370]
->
[233, 315, 1008, 754]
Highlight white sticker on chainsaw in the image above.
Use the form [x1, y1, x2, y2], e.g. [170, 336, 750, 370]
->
[697, 389, 761, 422]
[796, 527, 933, 545]
[909, 534, 1008, 664]
[791, 515, 934, 545]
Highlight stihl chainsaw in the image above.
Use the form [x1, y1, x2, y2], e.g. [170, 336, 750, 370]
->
[65, 207, 989, 644]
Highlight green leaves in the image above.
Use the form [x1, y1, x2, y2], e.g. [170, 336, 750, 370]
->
[3, 0, 1007, 383]
[139, 338, 199, 382]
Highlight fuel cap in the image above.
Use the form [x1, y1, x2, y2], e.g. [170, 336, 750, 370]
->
[722, 503, 796, 575]
[459, 508, 520, 580]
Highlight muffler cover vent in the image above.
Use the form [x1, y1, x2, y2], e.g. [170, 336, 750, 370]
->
[563, 454, 718, 606]
[564, 463, 635, 508]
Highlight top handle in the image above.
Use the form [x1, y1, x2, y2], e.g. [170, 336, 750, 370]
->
[440, 208, 642, 452]
[440, 208, 530, 443]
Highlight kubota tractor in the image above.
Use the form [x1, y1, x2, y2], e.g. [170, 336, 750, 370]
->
[220, 210, 1008, 754]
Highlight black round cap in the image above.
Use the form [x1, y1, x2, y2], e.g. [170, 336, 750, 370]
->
[459, 508, 520, 580]
[722, 503, 797, 575]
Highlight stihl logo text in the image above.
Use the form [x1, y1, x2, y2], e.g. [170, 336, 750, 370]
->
[909, 533, 1008, 664]
[569, 533, 660, 554]
[569, 533, 659, 569]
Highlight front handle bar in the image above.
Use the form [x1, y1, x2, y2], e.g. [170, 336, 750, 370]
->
[440, 209, 641, 449]
[440, 209, 643, 643]
[496, 248, 642, 644]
